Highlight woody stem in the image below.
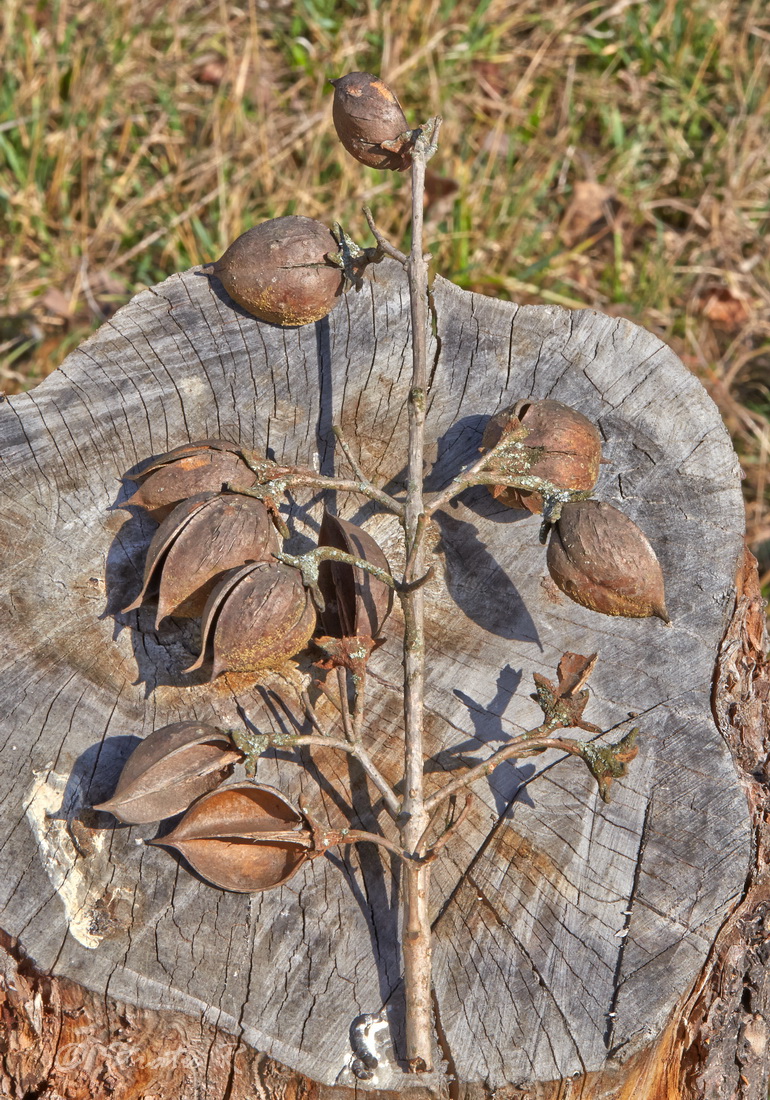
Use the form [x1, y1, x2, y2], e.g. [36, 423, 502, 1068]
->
[399, 116, 441, 1074]
[234, 473, 404, 518]
[322, 829, 406, 862]
[352, 665, 367, 743]
[336, 667, 355, 742]
[290, 735, 400, 818]
[423, 725, 576, 812]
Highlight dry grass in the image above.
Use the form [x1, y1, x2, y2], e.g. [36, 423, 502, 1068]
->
[1, 0, 769, 593]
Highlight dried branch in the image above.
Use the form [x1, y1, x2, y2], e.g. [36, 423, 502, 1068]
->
[231, 727, 400, 819]
[233, 465, 404, 518]
[362, 205, 409, 266]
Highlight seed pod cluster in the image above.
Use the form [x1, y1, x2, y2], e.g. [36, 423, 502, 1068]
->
[122, 438, 320, 677]
[480, 400, 668, 621]
[482, 399, 602, 513]
[96, 729, 318, 893]
[209, 216, 344, 326]
[331, 72, 412, 171]
[122, 444, 396, 677]
[546, 500, 669, 622]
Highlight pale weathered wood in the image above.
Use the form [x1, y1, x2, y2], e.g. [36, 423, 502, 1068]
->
[1, 554, 766, 1100]
[0, 259, 750, 1093]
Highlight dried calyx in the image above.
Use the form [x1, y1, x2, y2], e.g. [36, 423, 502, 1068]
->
[547, 500, 669, 621]
[150, 781, 319, 893]
[331, 72, 412, 171]
[186, 560, 316, 679]
[482, 399, 602, 513]
[531, 651, 601, 734]
[123, 491, 278, 625]
[124, 439, 258, 522]
[529, 652, 640, 803]
[208, 216, 345, 326]
[580, 730, 640, 803]
[93, 722, 243, 824]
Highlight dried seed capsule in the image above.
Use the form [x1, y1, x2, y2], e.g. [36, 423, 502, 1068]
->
[136, 438, 247, 474]
[209, 216, 344, 326]
[123, 493, 210, 612]
[150, 782, 314, 893]
[123, 491, 278, 625]
[317, 512, 393, 640]
[93, 722, 242, 824]
[186, 560, 316, 678]
[482, 399, 602, 513]
[124, 440, 258, 522]
[331, 72, 411, 170]
[547, 500, 669, 621]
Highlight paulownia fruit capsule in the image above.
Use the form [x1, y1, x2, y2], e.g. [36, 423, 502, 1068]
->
[186, 560, 316, 678]
[331, 71, 411, 171]
[93, 722, 242, 824]
[547, 500, 669, 621]
[123, 491, 278, 625]
[209, 216, 344, 326]
[150, 781, 314, 893]
[125, 440, 258, 522]
[317, 512, 393, 640]
[482, 399, 602, 513]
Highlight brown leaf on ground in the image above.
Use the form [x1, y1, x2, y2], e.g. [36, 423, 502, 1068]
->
[425, 169, 459, 208]
[472, 59, 509, 100]
[700, 287, 751, 332]
[41, 287, 73, 319]
[560, 181, 623, 247]
[195, 58, 226, 86]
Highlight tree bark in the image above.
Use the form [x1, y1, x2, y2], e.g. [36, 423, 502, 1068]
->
[0, 259, 764, 1096]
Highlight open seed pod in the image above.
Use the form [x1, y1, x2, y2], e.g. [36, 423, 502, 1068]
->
[186, 560, 316, 678]
[482, 399, 602, 513]
[139, 438, 246, 469]
[150, 782, 315, 893]
[208, 216, 344, 326]
[331, 72, 411, 171]
[547, 500, 669, 621]
[93, 722, 243, 824]
[123, 491, 278, 625]
[317, 512, 393, 640]
[124, 440, 258, 522]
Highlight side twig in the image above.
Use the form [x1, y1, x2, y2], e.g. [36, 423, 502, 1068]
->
[233, 468, 404, 518]
[363, 205, 409, 266]
[424, 727, 590, 813]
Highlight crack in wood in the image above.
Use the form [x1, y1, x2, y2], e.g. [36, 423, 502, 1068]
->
[603, 795, 654, 1052]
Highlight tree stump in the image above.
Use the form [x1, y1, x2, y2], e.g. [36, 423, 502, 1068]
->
[1, 259, 767, 1099]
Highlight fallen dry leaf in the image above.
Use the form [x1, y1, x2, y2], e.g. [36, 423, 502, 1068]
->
[196, 59, 226, 86]
[560, 181, 623, 248]
[555, 652, 599, 697]
[41, 287, 73, 319]
[425, 169, 459, 209]
[700, 287, 751, 332]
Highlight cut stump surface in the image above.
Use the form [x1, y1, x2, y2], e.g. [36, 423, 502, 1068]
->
[0, 259, 750, 1092]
